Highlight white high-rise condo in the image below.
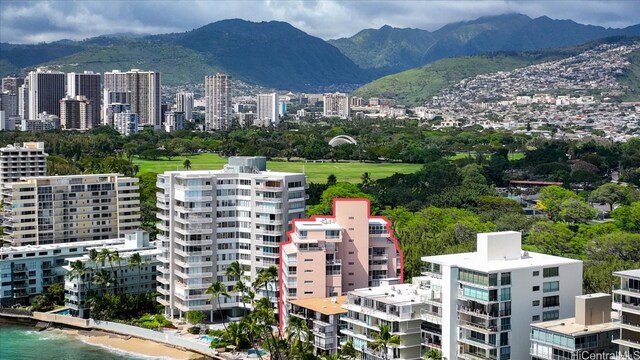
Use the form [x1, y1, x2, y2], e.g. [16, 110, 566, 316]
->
[0, 142, 47, 190]
[28, 68, 66, 118]
[164, 111, 185, 132]
[114, 111, 139, 136]
[204, 73, 232, 130]
[103, 69, 161, 129]
[256, 92, 279, 127]
[419, 231, 583, 360]
[156, 156, 307, 320]
[323, 92, 350, 119]
[67, 71, 101, 127]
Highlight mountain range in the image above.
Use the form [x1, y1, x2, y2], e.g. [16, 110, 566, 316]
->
[1, 14, 639, 90]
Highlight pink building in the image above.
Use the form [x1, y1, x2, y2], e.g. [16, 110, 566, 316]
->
[279, 198, 404, 330]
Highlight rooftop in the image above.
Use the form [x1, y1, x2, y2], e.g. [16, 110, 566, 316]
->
[349, 282, 430, 306]
[0, 238, 126, 255]
[613, 269, 640, 279]
[289, 296, 347, 316]
[531, 311, 619, 336]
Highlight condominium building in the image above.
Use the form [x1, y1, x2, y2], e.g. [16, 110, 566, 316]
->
[2, 174, 140, 246]
[28, 68, 66, 118]
[0, 236, 126, 307]
[1, 91, 18, 116]
[20, 113, 60, 132]
[323, 92, 350, 119]
[530, 293, 619, 360]
[103, 69, 161, 129]
[280, 198, 403, 330]
[420, 231, 583, 360]
[204, 73, 232, 131]
[113, 111, 139, 136]
[18, 83, 29, 120]
[2, 76, 25, 94]
[64, 230, 161, 318]
[164, 111, 185, 132]
[256, 92, 279, 127]
[342, 279, 429, 360]
[60, 95, 93, 130]
[156, 156, 307, 320]
[175, 91, 194, 121]
[289, 296, 347, 356]
[67, 71, 101, 127]
[103, 92, 131, 126]
[612, 269, 640, 357]
[0, 142, 48, 190]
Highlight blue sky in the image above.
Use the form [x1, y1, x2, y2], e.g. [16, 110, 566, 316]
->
[1, 0, 638, 43]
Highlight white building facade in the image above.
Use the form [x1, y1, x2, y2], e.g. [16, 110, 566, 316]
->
[323, 93, 350, 119]
[0, 142, 48, 190]
[256, 92, 279, 127]
[204, 73, 232, 131]
[114, 111, 139, 136]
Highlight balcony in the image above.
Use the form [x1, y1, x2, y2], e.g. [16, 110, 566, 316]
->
[458, 319, 498, 334]
[618, 320, 640, 332]
[422, 339, 442, 350]
[458, 349, 497, 360]
[458, 334, 497, 350]
[421, 267, 443, 279]
[614, 301, 640, 315]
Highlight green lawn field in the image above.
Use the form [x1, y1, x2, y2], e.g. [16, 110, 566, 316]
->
[133, 153, 423, 183]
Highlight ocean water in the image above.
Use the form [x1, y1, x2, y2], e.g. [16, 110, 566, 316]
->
[0, 324, 148, 360]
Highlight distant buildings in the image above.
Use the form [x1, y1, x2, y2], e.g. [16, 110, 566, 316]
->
[0, 142, 47, 190]
[256, 92, 279, 127]
[204, 73, 232, 130]
[0, 91, 18, 117]
[2, 174, 140, 246]
[164, 111, 185, 132]
[21, 112, 59, 132]
[60, 95, 93, 130]
[175, 91, 194, 121]
[2, 76, 24, 94]
[104, 69, 161, 129]
[28, 68, 66, 118]
[323, 92, 349, 119]
[67, 71, 100, 127]
[114, 111, 139, 136]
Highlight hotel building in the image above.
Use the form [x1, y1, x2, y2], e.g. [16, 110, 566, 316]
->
[420, 231, 583, 360]
[280, 198, 403, 330]
[256, 93, 279, 127]
[0, 142, 48, 190]
[204, 73, 232, 131]
[323, 92, 350, 119]
[156, 156, 306, 320]
[612, 269, 640, 357]
[28, 69, 66, 118]
[2, 174, 140, 246]
[67, 71, 101, 127]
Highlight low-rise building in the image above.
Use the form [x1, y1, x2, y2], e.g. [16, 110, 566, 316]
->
[289, 296, 347, 356]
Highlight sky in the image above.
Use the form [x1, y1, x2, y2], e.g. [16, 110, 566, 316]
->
[1, 0, 639, 44]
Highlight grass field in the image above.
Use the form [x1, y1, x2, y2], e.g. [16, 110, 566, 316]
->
[133, 153, 423, 183]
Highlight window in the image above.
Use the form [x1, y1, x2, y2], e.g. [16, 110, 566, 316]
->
[532, 300, 540, 306]
[501, 272, 511, 286]
[500, 332, 509, 346]
[499, 346, 510, 360]
[543, 295, 560, 308]
[533, 270, 539, 276]
[500, 288, 511, 301]
[501, 317, 511, 331]
[543, 281, 560, 293]
[543, 310, 560, 321]
[543, 267, 559, 278]
[533, 286, 540, 291]
[532, 315, 540, 321]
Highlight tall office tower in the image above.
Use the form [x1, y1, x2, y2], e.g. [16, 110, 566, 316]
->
[59, 96, 93, 130]
[323, 92, 350, 119]
[204, 73, 232, 131]
[612, 269, 640, 356]
[164, 111, 185, 132]
[156, 156, 307, 320]
[104, 69, 160, 129]
[2, 76, 25, 94]
[0, 142, 47, 190]
[0, 91, 18, 116]
[28, 68, 66, 118]
[113, 111, 139, 136]
[67, 71, 101, 127]
[418, 231, 582, 360]
[279, 198, 404, 330]
[2, 174, 140, 246]
[256, 92, 279, 127]
[175, 91, 194, 121]
[18, 84, 28, 119]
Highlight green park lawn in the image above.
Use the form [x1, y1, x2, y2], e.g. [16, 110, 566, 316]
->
[133, 153, 423, 183]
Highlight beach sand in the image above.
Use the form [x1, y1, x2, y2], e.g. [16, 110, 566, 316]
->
[76, 330, 207, 360]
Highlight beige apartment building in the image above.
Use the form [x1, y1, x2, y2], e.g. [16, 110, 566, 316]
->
[0, 142, 47, 190]
[279, 198, 403, 330]
[2, 174, 140, 246]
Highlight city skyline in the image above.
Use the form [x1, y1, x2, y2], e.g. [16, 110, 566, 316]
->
[1, 0, 639, 44]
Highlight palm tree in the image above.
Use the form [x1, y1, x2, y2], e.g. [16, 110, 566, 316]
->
[423, 349, 443, 360]
[221, 321, 248, 351]
[206, 281, 230, 331]
[109, 251, 121, 294]
[233, 280, 248, 316]
[183, 158, 192, 170]
[96, 249, 112, 293]
[242, 316, 266, 360]
[286, 316, 312, 358]
[371, 324, 401, 360]
[340, 338, 357, 359]
[128, 252, 143, 294]
[226, 260, 244, 281]
[92, 269, 112, 295]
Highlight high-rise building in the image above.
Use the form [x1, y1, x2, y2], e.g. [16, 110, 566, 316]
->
[204, 73, 232, 130]
[612, 269, 640, 356]
[0, 142, 48, 190]
[104, 69, 161, 129]
[2, 174, 141, 246]
[175, 91, 194, 121]
[256, 92, 279, 127]
[280, 198, 404, 329]
[156, 156, 307, 320]
[60, 95, 93, 130]
[323, 92, 349, 119]
[104, 102, 130, 127]
[28, 68, 66, 118]
[530, 293, 618, 360]
[419, 231, 583, 360]
[113, 110, 139, 136]
[0, 91, 18, 116]
[2, 76, 25, 94]
[67, 71, 101, 127]
[18, 83, 29, 120]
[164, 111, 185, 132]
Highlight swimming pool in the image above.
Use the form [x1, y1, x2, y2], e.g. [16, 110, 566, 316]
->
[247, 349, 267, 356]
[199, 335, 219, 342]
[53, 308, 71, 316]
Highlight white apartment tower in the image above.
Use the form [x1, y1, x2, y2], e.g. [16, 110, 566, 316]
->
[28, 69, 66, 118]
[164, 111, 185, 132]
[0, 142, 48, 190]
[114, 111, 139, 136]
[175, 91, 194, 121]
[419, 232, 583, 360]
[204, 73, 232, 131]
[103, 69, 161, 129]
[156, 156, 307, 320]
[67, 71, 101, 127]
[323, 92, 350, 119]
[2, 174, 141, 246]
[256, 92, 279, 127]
